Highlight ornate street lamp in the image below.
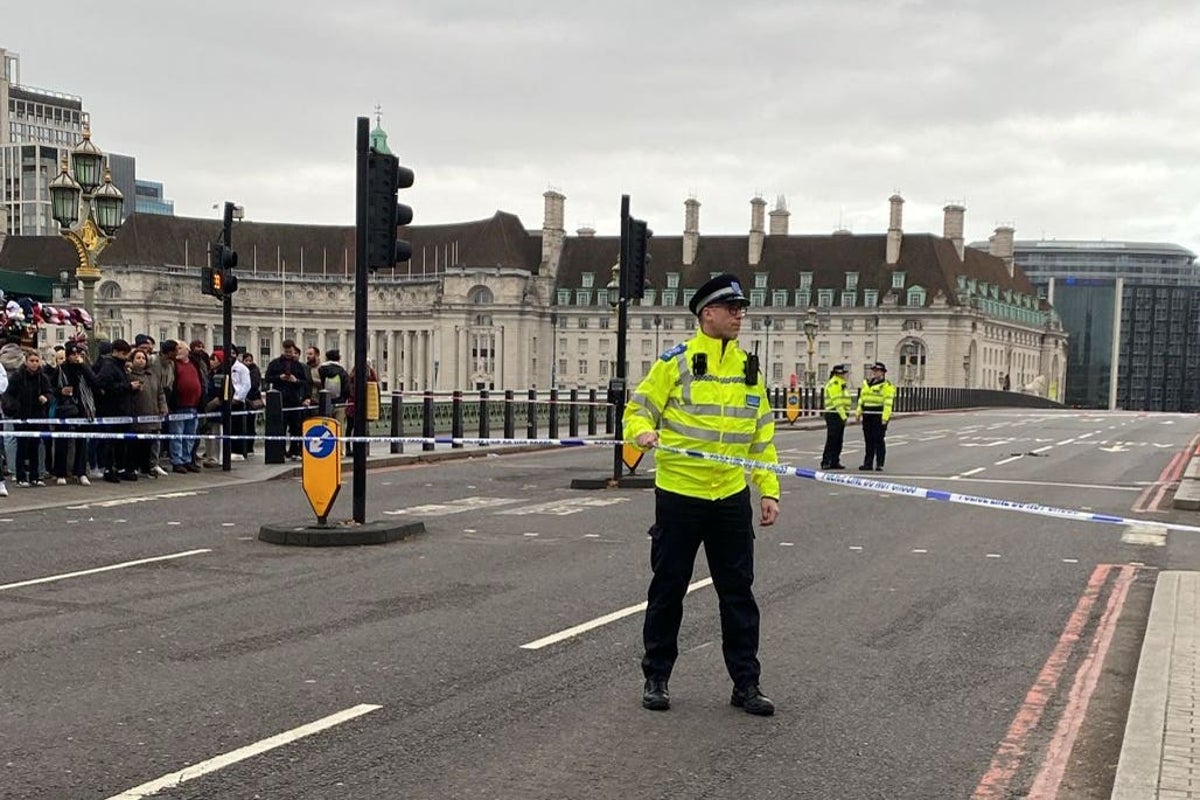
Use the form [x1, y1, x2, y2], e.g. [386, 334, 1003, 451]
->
[47, 122, 124, 352]
[653, 314, 662, 354]
[802, 307, 819, 388]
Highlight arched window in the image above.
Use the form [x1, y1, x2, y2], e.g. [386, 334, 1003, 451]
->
[468, 285, 494, 305]
[898, 338, 927, 385]
[98, 280, 122, 300]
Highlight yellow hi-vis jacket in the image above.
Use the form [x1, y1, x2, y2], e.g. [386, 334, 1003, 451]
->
[823, 375, 851, 421]
[857, 378, 896, 423]
[623, 330, 780, 502]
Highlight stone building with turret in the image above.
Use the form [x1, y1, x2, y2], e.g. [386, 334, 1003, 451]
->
[0, 189, 1068, 399]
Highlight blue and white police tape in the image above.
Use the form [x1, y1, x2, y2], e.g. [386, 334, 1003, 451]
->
[0, 430, 602, 447]
[651, 443, 1200, 535]
[0, 407, 267, 426]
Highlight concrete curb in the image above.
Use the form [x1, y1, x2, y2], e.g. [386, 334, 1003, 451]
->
[1111, 570, 1189, 799]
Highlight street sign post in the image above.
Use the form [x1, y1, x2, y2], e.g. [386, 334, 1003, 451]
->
[302, 417, 342, 525]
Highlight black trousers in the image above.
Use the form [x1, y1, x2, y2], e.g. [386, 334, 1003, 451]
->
[284, 408, 304, 456]
[861, 409, 886, 467]
[821, 412, 845, 467]
[642, 487, 760, 689]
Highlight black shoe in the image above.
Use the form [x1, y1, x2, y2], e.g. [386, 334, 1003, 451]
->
[731, 684, 775, 716]
[103, 471, 122, 484]
[875, 465, 884, 471]
[642, 678, 670, 711]
[858, 464, 873, 471]
[829, 464, 846, 471]
[119, 471, 138, 482]
[819, 463, 830, 469]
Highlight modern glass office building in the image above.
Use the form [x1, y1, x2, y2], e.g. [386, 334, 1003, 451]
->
[996, 240, 1199, 410]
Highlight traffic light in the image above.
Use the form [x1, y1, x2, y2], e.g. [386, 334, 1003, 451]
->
[624, 217, 652, 300]
[203, 243, 239, 299]
[366, 149, 414, 271]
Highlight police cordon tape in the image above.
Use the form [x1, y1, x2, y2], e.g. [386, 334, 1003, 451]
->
[4, 428, 1196, 535]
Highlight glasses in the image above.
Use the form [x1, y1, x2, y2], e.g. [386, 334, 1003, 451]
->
[714, 302, 749, 317]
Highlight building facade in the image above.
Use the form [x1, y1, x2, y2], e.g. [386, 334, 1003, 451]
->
[134, 180, 174, 215]
[1, 190, 1067, 400]
[996, 240, 1199, 410]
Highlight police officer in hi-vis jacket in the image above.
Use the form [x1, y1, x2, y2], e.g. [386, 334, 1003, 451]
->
[624, 273, 781, 717]
[820, 364, 851, 470]
[857, 361, 896, 471]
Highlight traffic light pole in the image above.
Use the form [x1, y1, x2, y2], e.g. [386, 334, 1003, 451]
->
[611, 194, 630, 484]
[221, 200, 234, 473]
[352, 117, 369, 524]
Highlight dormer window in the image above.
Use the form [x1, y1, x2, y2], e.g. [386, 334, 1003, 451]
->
[892, 271, 906, 289]
[754, 272, 768, 289]
[845, 272, 859, 290]
[582, 272, 595, 288]
[799, 272, 813, 290]
[666, 272, 680, 289]
[906, 285, 926, 307]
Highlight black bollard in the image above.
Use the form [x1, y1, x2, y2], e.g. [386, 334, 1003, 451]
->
[422, 390, 435, 452]
[451, 390, 464, 448]
[548, 389, 559, 439]
[318, 389, 332, 418]
[569, 388, 579, 437]
[526, 388, 537, 439]
[478, 389, 490, 446]
[390, 390, 404, 454]
[503, 389, 515, 439]
[264, 389, 285, 464]
[587, 388, 597, 435]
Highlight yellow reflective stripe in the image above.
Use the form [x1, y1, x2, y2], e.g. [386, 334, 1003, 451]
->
[662, 418, 755, 445]
[668, 399, 757, 419]
[630, 391, 663, 419]
[756, 412, 773, 430]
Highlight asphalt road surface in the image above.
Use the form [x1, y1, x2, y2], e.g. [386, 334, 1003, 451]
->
[4, 408, 1200, 799]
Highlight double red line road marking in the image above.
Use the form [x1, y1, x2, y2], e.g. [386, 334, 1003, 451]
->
[1132, 433, 1200, 513]
[972, 563, 1139, 799]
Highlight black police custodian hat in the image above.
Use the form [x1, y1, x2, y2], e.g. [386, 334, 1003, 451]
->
[871, 361, 887, 372]
[831, 364, 848, 375]
[689, 273, 750, 316]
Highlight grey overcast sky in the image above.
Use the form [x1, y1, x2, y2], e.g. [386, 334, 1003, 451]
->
[8, 0, 1200, 251]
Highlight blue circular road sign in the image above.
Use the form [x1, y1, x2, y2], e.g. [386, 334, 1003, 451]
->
[305, 423, 337, 458]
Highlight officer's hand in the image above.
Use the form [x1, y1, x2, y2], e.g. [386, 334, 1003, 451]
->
[760, 497, 779, 526]
[635, 431, 659, 449]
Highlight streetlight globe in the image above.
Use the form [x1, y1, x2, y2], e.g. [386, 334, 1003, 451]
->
[48, 157, 82, 228]
[92, 167, 124, 235]
[70, 124, 105, 194]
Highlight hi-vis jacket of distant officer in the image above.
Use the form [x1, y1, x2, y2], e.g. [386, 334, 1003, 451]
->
[820, 364, 851, 470]
[624, 272, 780, 718]
[856, 361, 896, 471]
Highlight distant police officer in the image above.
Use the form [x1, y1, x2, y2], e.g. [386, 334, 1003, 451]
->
[857, 361, 896, 471]
[821, 364, 851, 470]
[624, 273, 781, 717]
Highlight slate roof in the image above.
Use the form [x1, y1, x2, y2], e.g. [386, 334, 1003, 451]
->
[0, 212, 1037, 308]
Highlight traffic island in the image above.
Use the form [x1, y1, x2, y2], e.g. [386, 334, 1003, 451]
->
[258, 519, 426, 547]
[570, 474, 655, 490]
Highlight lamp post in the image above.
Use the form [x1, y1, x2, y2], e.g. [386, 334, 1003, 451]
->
[48, 122, 124, 354]
[550, 312, 558, 388]
[802, 308, 818, 388]
[762, 315, 773, 385]
[653, 314, 662, 354]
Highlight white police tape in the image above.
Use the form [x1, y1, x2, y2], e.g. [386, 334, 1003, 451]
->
[650, 443, 1200, 535]
[1, 426, 1189, 535]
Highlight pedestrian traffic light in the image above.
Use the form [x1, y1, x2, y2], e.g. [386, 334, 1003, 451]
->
[203, 243, 238, 298]
[624, 217, 652, 300]
[366, 149, 414, 272]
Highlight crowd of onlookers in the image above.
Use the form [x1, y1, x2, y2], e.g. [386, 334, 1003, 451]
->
[0, 333, 360, 498]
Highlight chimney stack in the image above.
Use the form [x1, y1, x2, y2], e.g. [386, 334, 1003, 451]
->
[943, 203, 965, 260]
[886, 193, 904, 265]
[992, 225, 1015, 277]
[748, 195, 767, 265]
[576, 226, 595, 238]
[768, 195, 789, 236]
[683, 197, 700, 266]
[541, 190, 566, 277]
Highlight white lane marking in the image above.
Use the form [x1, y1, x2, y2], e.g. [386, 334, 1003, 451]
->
[1062, 558, 1079, 564]
[779, 542, 795, 547]
[994, 455, 1023, 466]
[0, 549, 211, 592]
[912, 549, 928, 554]
[105, 703, 381, 799]
[67, 490, 206, 510]
[498, 497, 629, 516]
[986, 553, 1002, 559]
[1056, 439, 1076, 446]
[1121, 524, 1168, 547]
[520, 577, 714, 650]
[957, 467, 986, 478]
[383, 497, 520, 516]
[1031, 445, 1053, 453]
[849, 545, 863, 551]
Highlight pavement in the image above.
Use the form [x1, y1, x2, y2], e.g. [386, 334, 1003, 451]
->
[0, 440, 560, 515]
[1114, 441, 1200, 799]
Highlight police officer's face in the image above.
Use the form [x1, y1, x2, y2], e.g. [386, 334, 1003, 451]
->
[704, 301, 747, 340]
